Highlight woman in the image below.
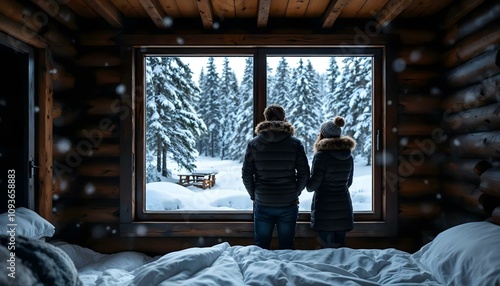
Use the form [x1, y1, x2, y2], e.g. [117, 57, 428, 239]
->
[306, 116, 356, 248]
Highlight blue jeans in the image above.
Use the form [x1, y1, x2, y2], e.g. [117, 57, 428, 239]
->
[253, 203, 298, 250]
[317, 230, 346, 248]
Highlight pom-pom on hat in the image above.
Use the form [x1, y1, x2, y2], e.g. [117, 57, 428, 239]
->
[320, 116, 345, 138]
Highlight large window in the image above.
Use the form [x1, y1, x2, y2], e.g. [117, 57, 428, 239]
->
[121, 44, 397, 238]
[144, 54, 373, 213]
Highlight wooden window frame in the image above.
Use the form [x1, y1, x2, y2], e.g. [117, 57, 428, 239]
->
[119, 34, 398, 238]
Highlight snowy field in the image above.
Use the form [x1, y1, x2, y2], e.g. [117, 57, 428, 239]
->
[146, 156, 372, 212]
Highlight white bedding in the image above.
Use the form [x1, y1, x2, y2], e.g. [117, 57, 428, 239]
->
[54, 221, 500, 286]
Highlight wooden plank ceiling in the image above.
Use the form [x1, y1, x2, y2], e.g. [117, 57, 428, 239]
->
[31, 0, 454, 31]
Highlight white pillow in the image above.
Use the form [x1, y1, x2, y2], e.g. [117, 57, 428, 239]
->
[0, 207, 55, 239]
[414, 221, 500, 286]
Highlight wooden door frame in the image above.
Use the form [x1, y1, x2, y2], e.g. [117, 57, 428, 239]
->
[0, 32, 35, 210]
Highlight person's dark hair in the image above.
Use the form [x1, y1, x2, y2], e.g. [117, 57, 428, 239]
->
[263, 104, 286, 121]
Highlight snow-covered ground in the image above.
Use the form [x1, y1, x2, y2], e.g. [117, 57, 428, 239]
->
[146, 155, 372, 212]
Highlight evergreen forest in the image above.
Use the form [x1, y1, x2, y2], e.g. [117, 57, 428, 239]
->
[145, 56, 372, 182]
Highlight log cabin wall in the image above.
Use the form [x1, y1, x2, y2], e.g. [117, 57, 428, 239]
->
[51, 35, 123, 244]
[394, 24, 443, 243]
[0, 0, 122, 246]
[438, 0, 500, 229]
[51, 27, 441, 253]
[2, 0, 498, 254]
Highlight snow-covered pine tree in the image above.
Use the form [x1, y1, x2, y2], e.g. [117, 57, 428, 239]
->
[266, 64, 274, 99]
[348, 57, 372, 165]
[333, 57, 354, 134]
[196, 68, 207, 155]
[145, 57, 206, 182]
[268, 57, 291, 105]
[284, 59, 322, 155]
[299, 59, 323, 155]
[219, 57, 240, 160]
[227, 57, 254, 162]
[145, 57, 167, 182]
[285, 61, 300, 123]
[168, 57, 207, 168]
[335, 57, 372, 165]
[191, 67, 203, 111]
[316, 72, 328, 116]
[197, 57, 222, 158]
[323, 57, 341, 120]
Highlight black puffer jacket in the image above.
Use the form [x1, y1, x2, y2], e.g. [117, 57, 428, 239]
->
[242, 121, 310, 207]
[306, 136, 356, 231]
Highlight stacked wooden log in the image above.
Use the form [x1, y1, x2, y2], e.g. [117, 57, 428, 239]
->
[440, 0, 500, 226]
[0, 1, 123, 233]
[394, 27, 444, 225]
[51, 45, 122, 236]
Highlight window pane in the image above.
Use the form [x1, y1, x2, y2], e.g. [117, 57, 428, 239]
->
[145, 56, 254, 211]
[144, 55, 373, 213]
[266, 56, 373, 212]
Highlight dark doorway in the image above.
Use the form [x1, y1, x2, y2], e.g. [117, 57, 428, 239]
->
[0, 34, 35, 213]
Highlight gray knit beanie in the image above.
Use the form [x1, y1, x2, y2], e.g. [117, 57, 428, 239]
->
[320, 116, 345, 138]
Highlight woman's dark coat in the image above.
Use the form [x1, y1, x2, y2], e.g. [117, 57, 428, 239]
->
[306, 136, 356, 231]
[242, 121, 310, 207]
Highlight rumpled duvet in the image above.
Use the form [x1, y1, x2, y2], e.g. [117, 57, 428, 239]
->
[56, 242, 441, 286]
[4, 221, 498, 285]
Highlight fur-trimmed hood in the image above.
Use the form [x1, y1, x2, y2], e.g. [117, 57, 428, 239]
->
[314, 136, 357, 158]
[255, 121, 295, 143]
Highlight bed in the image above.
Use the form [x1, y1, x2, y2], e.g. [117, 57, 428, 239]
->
[1, 208, 500, 286]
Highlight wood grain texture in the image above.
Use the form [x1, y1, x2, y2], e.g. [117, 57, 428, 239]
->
[37, 49, 54, 221]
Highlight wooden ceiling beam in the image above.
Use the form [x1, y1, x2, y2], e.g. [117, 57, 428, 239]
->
[194, 0, 214, 29]
[30, 0, 80, 31]
[321, 0, 352, 29]
[374, 0, 415, 28]
[0, 14, 46, 48]
[84, 0, 123, 28]
[257, 0, 271, 28]
[116, 33, 390, 46]
[0, 0, 45, 32]
[139, 0, 168, 28]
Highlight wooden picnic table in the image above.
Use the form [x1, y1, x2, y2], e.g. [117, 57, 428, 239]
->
[177, 171, 218, 189]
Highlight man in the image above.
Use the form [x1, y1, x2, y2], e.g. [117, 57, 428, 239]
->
[242, 104, 310, 249]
